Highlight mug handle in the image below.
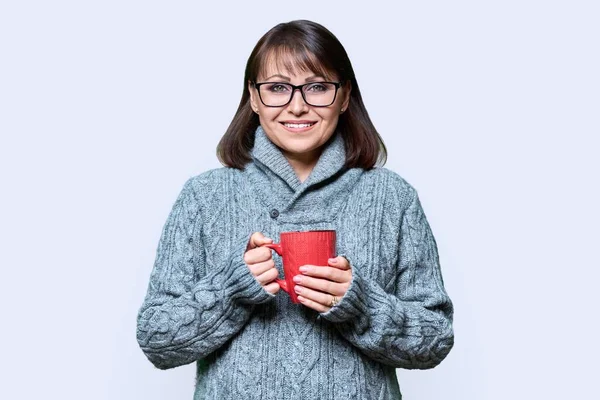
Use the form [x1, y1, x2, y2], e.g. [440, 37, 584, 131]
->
[262, 243, 288, 293]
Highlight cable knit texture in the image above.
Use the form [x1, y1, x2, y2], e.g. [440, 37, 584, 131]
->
[136, 126, 454, 399]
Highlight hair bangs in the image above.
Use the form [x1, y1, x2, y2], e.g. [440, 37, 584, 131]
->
[257, 45, 337, 82]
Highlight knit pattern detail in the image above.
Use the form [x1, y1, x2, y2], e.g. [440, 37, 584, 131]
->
[136, 126, 454, 399]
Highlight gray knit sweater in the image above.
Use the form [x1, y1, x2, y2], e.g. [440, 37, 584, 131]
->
[136, 126, 454, 399]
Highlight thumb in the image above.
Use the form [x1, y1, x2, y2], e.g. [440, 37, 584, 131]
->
[247, 232, 273, 250]
[328, 256, 351, 270]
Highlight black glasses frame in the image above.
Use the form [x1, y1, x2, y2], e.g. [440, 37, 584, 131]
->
[253, 81, 342, 107]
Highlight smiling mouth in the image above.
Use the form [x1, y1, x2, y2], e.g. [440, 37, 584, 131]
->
[279, 121, 317, 128]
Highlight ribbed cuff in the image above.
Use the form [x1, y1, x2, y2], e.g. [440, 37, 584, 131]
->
[224, 235, 276, 305]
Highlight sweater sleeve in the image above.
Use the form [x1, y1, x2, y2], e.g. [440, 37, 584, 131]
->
[321, 189, 454, 369]
[136, 178, 274, 370]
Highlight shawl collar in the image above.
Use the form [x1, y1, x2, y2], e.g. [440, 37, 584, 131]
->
[250, 125, 346, 192]
[245, 125, 363, 223]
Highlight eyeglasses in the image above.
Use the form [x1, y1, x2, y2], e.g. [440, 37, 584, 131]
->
[253, 81, 342, 107]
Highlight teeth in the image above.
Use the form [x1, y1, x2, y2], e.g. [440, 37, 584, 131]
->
[284, 123, 314, 128]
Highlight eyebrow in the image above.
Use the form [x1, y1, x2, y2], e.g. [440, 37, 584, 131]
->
[263, 74, 326, 82]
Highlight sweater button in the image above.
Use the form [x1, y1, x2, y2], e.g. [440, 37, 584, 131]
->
[269, 209, 280, 219]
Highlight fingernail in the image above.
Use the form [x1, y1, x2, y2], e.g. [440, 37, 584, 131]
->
[294, 286, 302, 293]
[293, 276, 302, 283]
[328, 258, 337, 263]
[299, 266, 308, 273]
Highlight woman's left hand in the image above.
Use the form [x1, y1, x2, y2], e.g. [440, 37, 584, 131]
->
[293, 256, 352, 313]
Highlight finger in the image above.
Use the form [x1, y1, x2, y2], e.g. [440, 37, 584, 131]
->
[247, 232, 273, 250]
[298, 265, 350, 283]
[293, 275, 348, 297]
[247, 259, 275, 277]
[294, 285, 334, 308]
[244, 246, 273, 264]
[263, 281, 280, 295]
[255, 268, 279, 285]
[328, 256, 351, 270]
[297, 295, 329, 313]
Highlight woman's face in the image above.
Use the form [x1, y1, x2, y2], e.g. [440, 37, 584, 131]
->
[249, 59, 351, 164]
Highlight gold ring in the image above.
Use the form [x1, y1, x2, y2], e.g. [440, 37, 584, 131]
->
[330, 296, 339, 307]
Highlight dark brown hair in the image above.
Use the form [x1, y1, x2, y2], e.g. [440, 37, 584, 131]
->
[216, 20, 387, 169]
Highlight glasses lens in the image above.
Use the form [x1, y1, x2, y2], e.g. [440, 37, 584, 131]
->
[259, 83, 294, 107]
[303, 82, 337, 106]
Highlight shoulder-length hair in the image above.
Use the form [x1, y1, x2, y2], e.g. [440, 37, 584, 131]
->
[216, 19, 387, 170]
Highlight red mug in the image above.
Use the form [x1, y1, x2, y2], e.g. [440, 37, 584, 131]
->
[263, 230, 336, 303]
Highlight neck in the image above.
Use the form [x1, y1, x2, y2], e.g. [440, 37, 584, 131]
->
[283, 148, 323, 183]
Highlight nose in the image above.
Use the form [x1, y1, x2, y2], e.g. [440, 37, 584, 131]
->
[287, 88, 309, 114]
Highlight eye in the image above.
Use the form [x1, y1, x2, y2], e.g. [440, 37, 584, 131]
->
[305, 83, 328, 93]
[267, 83, 291, 93]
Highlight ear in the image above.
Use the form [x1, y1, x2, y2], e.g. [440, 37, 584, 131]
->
[341, 81, 352, 111]
[248, 81, 259, 113]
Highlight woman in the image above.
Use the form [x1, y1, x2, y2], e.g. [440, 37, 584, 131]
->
[137, 19, 454, 399]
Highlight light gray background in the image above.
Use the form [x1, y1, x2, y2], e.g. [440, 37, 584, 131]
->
[1, 1, 598, 399]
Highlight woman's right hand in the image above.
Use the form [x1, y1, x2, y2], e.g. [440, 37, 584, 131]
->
[244, 232, 281, 295]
